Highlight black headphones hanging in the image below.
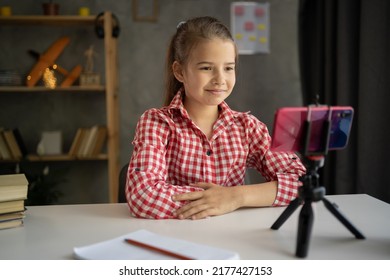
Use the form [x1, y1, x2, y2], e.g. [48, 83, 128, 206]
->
[95, 12, 120, 39]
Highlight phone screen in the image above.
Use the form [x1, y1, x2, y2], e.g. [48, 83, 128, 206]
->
[329, 109, 354, 150]
[270, 106, 354, 153]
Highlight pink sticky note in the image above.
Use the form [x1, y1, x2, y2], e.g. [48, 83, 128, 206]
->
[234, 5, 244, 16]
[244, 21, 255, 31]
[255, 7, 265, 17]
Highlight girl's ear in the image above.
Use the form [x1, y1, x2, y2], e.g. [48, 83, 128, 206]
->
[172, 61, 184, 82]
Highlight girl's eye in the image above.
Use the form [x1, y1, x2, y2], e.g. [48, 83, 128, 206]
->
[226, 67, 235, 71]
[200, 67, 212, 70]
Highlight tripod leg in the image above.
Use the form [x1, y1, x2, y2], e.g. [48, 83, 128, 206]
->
[271, 197, 301, 230]
[322, 198, 365, 239]
[296, 201, 314, 258]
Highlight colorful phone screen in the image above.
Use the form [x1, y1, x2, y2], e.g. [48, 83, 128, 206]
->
[270, 106, 353, 154]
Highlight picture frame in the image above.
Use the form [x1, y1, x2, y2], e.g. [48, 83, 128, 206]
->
[132, 0, 158, 22]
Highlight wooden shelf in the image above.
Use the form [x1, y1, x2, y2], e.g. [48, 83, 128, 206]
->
[0, 15, 96, 26]
[0, 86, 106, 93]
[26, 154, 108, 161]
[0, 154, 108, 163]
[1, 12, 120, 203]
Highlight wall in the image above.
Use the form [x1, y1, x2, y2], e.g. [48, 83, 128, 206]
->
[0, 0, 302, 204]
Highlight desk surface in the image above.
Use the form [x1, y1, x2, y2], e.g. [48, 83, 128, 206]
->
[0, 194, 389, 260]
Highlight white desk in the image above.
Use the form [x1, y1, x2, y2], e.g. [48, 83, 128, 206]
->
[0, 194, 389, 260]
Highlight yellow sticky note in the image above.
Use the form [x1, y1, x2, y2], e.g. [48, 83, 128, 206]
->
[235, 33, 243, 40]
[259, 37, 268, 44]
[249, 35, 257, 42]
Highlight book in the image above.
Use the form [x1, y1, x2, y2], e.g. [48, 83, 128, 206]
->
[2, 130, 22, 159]
[77, 128, 91, 157]
[82, 125, 99, 156]
[91, 126, 107, 156]
[12, 128, 28, 157]
[0, 130, 12, 160]
[0, 174, 29, 203]
[0, 218, 23, 230]
[0, 211, 25, 222]
[0, 200, 25, 215]
[73, 229, 240, 260]
[68, 128, 84, 156]
[71, 125, 107, 157]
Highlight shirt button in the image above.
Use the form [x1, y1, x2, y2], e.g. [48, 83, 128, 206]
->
[206, 150, 212, 156]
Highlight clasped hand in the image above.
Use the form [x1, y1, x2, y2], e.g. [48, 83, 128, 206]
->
[172, 182, 241, 220]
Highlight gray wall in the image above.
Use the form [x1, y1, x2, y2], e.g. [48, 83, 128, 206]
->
[0, 0, 302, 204]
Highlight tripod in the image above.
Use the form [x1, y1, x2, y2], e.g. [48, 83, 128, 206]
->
[270, 106, 365, 258]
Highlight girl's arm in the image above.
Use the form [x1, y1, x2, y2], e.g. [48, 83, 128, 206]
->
[173, 116, 306, 220]
[173, 181, 278, 220]
[126, 109, 201, 219]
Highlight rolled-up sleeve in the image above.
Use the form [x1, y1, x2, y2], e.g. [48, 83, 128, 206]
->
[126, 109, 200, 219]
[246, 115, 306, 206]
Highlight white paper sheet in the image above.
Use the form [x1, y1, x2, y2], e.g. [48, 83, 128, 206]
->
[73, 229, 240, 260]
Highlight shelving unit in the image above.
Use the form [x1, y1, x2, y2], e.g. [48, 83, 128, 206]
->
[0, 12, 120, 203]
[0, 15, 97, 26]
[0, 86, 105, 92]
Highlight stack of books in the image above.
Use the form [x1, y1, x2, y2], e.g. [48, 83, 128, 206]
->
[68, 125, 107, 158]
[0, 174, 28, 230]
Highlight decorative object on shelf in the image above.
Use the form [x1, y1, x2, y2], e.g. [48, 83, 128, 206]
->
[0, 70, 22, 86]
[42, 1, 59, 16]
[0, 6, 12, 16]
[42, 68, 57, 88]
[95, 12, 121, 38]
[79, 73, 100, 87]
[26, 36, 82, 88]
[37, 131, 62, 156]
[80, 45, 100, 87]
[79, 7, 90, 16]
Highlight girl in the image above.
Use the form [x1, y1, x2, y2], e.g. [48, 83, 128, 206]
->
[126, 16, 306, 219]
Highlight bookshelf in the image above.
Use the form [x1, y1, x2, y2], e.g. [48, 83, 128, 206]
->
[0, 86, 105, 92]
[0, 12, 120, 203]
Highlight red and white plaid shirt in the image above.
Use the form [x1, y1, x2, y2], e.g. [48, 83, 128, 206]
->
[126, 92, 306, 219]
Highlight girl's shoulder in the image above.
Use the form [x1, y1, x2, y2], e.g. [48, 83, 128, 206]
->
[219, 101, 266, 128]
[138, 107, 177, 127]
[230, 109, 268, 131]
[140, 107, 170, 120]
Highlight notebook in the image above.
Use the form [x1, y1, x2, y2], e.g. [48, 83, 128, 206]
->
[73, 229, 240, 260]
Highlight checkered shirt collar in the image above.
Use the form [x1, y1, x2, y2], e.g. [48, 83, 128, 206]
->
[166, 90, 239, 126]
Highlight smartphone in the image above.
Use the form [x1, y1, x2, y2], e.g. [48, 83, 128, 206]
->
[270, 106, 354, 154]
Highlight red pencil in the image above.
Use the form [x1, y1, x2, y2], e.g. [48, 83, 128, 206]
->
[124, 238, 193, 260]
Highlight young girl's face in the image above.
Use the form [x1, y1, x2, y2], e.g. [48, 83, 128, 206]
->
[174, 38, 236, 108]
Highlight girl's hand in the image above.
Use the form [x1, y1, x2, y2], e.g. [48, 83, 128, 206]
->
[172, 182, 241, 220]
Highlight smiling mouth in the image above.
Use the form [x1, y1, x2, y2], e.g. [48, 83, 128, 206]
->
[206, 89, 226, 94]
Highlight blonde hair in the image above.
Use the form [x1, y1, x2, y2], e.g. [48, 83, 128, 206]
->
[164, 16, 238, 106]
